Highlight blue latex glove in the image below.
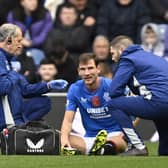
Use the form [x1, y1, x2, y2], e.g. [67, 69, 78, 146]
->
[47, 79, 68, 90]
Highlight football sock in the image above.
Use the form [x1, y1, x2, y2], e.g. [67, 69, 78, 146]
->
[108, 107, 145, 150]
[100, 141, 117, 155]
[123, 128, 145, 150]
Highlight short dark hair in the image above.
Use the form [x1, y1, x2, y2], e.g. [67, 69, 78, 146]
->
[39, 58, 57, 69]
[60, 2, 78, 14]
[110, 35, 133, 48]
[78, 53, 99, 66]
[145, 25, 155, 34]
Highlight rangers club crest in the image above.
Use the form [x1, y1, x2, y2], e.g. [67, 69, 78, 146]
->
[91, 96, 101, 107]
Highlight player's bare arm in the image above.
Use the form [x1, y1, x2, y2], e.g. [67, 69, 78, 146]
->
[61, 111, 75, 148]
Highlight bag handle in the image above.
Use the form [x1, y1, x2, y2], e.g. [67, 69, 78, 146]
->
[26, 120, 51, 129]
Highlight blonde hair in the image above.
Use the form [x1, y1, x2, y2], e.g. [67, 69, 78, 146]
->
[110, 35, 133, 49]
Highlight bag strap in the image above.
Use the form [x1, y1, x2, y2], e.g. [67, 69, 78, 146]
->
[26, 120, 51, 129]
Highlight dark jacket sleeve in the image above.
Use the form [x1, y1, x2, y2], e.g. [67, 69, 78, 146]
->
[0, 55, 19, 95]
[18, 53, 37, 83]
[136, 1, 151, 42]
[66, 26, 90, 52]
[20, 75, 49, 98]
[23, 96, 51, 121]
[0, 0, 17, 25]
[147, 0, 167, 18]
[109, 58, 135, 98]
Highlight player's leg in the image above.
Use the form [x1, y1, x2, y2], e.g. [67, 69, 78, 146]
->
[107, 133, 127, 153]
[154, 119, 168, 155]
[87, 131, 127, 155]
[67, 131, 109, 155]
[108, 96, 168, 119]
[108, 97, 168, 156]
[100, 132, 127, 155]
[108, 96, 168, 156]
[66, 130, 108, 155]
[69, 134, 87, 154]
[107, 96, 155, 155]
[89, 130, 108, 155]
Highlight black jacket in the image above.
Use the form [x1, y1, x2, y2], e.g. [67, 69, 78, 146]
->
[143, 0, 168, 23]
[55, 55, 78, 86]
[96, 0, 150, 43]
[55, 1, 97, 26]
[46, 25, 90, 55]
[0, 0, 17, 25]
[17, 51, 37, 84]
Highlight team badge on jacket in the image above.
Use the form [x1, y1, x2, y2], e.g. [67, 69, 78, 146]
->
[91, 96, 101, 107]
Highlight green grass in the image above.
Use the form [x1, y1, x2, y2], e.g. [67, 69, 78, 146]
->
[0, 142, 168, 168]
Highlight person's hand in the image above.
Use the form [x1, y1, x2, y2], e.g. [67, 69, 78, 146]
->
[22, 38, 32, 47]
[164, 11, 168, 21]
[61, 136, 74, 155]
[84, 16, 96, 27]
[47, 79, 68, 90]
[61, 135, 71, 148]
[24, 70, 30, 76]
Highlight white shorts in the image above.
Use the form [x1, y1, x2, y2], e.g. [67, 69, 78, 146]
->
[71, 131, 122, 155]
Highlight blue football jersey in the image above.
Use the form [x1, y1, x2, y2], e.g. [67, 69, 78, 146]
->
[66, 77, 121, 137]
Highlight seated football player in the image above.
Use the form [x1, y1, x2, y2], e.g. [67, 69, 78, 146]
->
[61, 53, 128, 155]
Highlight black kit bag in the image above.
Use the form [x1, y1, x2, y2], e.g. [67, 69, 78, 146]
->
[0, 121, 60, 155]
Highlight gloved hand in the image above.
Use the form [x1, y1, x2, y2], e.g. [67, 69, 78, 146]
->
[47, 79, 68, 90]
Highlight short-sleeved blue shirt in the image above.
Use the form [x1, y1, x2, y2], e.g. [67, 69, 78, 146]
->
[66, 77, 121, 137]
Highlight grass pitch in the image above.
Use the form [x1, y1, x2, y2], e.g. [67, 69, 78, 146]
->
[0, 142, 168, 168]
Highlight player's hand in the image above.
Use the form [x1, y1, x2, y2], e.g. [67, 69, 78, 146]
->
[47, 79, 68, 90]
[61, 136, 71, 148]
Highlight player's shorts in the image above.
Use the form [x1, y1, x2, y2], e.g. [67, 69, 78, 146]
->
[71, 131, 122, 155]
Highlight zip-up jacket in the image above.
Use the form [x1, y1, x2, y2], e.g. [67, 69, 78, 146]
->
[0, 48, 49, 130]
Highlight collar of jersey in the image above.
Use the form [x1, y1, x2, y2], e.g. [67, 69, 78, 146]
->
[83, 77, 103, 95]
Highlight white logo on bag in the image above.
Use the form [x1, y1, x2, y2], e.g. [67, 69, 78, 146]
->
[26, 138, 44, 153]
